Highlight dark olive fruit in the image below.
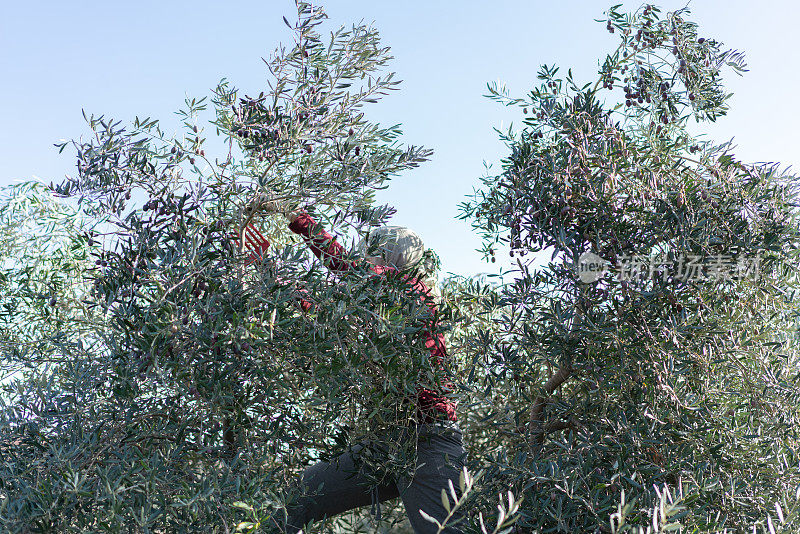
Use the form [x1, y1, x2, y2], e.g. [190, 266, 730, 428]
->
[200, 150, 205, 156]
[49, 297, 57, 307]
[193, 125, 198, 133]
[171, 147, 176, 154]
[125, 191, 131, 200]
[698, 37, 705, 44]
[354, 146, 360, 156]
[348, 127, 354, 136]
[688, 93, 695, 101]
[189, 158, 196, 165]
[304, 144, 312, 153]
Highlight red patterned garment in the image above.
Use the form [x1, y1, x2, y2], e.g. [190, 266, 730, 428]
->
[288, 213, 457, 423]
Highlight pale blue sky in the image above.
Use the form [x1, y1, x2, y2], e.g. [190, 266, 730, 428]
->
[1, 1, 797, 278]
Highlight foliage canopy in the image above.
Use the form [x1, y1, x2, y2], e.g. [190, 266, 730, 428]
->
[1, 3, 800, 534]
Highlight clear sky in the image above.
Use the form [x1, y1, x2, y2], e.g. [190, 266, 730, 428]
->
[1, 1, 797, 279]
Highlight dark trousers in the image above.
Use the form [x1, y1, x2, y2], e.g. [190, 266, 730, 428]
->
[278, 422, 467, 533]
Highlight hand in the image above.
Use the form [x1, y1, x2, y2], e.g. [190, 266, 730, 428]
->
[265, 200, 300, 223]
[262, 198, 287, 215]
[245, 192, 299, 222]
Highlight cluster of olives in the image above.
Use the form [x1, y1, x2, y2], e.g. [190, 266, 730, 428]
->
[634, 26, 661, 51]
[600, 5, 706, 125]
[509, 217, 528, 258]
[93, 251, 108, 268]
[231, 96, 288, 155]
[142, 196, 176, 216]
[624, 76, 654, 107]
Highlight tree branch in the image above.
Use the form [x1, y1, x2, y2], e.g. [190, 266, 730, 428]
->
[527, 363, 573, 448]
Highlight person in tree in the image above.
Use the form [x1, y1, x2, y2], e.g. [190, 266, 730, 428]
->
[248, 200, 467, 534]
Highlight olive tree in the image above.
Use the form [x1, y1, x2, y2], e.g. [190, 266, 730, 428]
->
[0, 3, 470, 532]
[457, 4, 800, 532]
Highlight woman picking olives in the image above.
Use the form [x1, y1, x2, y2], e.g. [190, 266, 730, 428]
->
[245, 198, 467, 534]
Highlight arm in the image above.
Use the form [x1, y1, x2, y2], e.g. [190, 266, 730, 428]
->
[288, 212, 386, 275]
[287, 215, 445, 320]
[287, 213, 438, 307]
[257, 193, 383, 276]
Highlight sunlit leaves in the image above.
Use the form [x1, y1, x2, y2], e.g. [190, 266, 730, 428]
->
[0, 2, 439, 532]
[456, 3, 800, 532]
